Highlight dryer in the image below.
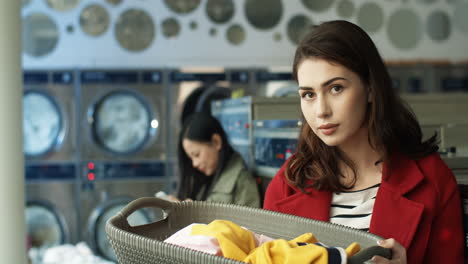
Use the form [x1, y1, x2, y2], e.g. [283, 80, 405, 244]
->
[22, 70, 80, 260]
[253, 68, 297, 97]
[78, 69, 168, 261]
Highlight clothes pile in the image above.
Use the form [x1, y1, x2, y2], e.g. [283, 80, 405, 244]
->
[29, 242, 115, 264]
[164, 220, 361, 264]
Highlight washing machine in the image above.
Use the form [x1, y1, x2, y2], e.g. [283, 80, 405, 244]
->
[386, 62, 432, 93]
[22, 70, 80, 260]
[253, 119, 301, 198]
[429, 62, 468, 93]
[253, 68, 297, 97]
[211, 95, 301, 169]
[78, 69, 169, 261]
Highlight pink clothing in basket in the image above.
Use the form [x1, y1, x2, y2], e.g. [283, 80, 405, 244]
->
[164, 223, 274, 256]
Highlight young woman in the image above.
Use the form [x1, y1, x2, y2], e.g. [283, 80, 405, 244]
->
[176, 112, 260, 208]
[263, 20, 464, 263]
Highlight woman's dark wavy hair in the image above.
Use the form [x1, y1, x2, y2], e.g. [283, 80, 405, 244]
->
[288, 20, 439, 193]
[177, 112, 234, 200]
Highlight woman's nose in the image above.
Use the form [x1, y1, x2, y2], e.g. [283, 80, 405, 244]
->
[192, 158, 200, 168]
[316, 96, 331, 118]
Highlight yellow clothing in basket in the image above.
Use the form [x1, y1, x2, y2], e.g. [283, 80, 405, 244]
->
[191, 220, 360, 264]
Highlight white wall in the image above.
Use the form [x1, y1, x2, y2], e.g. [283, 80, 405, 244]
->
[22, 0, 468, 69]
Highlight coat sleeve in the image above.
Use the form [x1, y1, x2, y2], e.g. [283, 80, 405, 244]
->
[263, 161, 289, 211]
[423, 159, 465, 263]
[233, 170, 261, 208]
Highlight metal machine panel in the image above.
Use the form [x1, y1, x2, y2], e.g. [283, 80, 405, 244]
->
[78, 69, 169, 261]
[253, 120, 301, 178]
[23, 70, 80, 263]
[79, 70, 166, 161]
[386, 62, 431, 93]
[430, 63, 468, 93]
[23, 71, 76, 163]
[80, 179, 165, 261]
[211, 95, 300, 168]
[254, 68, 297, 97]
[26, 180, 78, 244]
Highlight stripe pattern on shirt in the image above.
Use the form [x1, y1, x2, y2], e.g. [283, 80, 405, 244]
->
[330, 184, 380, 231]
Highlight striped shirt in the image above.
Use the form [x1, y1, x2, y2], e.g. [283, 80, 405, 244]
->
[329, 184, 380, 232]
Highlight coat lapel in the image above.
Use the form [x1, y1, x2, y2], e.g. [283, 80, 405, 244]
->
[369, 154, 425, 248]
[274, 187, 332, 222]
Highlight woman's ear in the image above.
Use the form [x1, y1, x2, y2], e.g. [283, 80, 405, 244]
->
[211, 134, 222, 151]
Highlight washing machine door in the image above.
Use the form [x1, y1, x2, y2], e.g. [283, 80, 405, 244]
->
[272, 84, 299, 98]
[88, 198, 151, 261]
[25, 200, 68, 251]
[181, 85, 231, 124]
[23, 90, 64, 157]
[91, 90, 156, 154]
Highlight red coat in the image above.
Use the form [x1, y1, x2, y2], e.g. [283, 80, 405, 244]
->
[264, 153, 464, 263]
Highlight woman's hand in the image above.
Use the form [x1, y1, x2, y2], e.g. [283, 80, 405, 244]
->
[166, 194, 181, 202]
[371, 238, 407, 264]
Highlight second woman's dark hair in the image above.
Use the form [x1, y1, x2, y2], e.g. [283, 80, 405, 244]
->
[288, 20, 438, 193]
[177, 112, 234, 200]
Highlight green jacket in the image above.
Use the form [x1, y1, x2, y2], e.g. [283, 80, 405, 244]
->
[196, 153, 260, 208]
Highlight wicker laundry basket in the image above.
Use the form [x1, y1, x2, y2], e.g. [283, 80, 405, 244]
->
[106, 197, 391, 264]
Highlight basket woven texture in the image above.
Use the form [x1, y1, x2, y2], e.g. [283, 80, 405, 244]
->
[106, 197, 391, 264]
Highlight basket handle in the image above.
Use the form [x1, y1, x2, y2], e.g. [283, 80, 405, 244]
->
[119, 197, 173, 219]
[348, 245, 392, 264]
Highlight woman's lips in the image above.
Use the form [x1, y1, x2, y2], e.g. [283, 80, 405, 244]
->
[319, 124, 339, 135]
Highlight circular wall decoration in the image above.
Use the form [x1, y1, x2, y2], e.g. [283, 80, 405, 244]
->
[336, 0, 355, 19]
[245, 0, 283, 30]
[105, 0, 122, 5]
[115, 9, 155, 52]
[453, 1, 468, 35]
[387, 8, 423, 50]
[80, 4, 110, 37]
[302, 0, 335, 12]
[22, 13, 59, 57]
[206, 0, 235, 24]
[426, 10, 451, 41]
[226, 24, 246, 45]
[287, 15, 313, 45]
[162, 17, 181, 38]
[45, 0, 80, 12]
[357, 2, 384, 34]
[164, 0, 201, 14]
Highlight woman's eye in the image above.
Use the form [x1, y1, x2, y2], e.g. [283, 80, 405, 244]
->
[331, 85, 343, 93]
[301, 92, 315, 99]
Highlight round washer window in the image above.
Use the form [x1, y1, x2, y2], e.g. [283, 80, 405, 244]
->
[92, 91, 154, 154]
[26, 203, 66, 250]
[94, 203, 150, 260]
[23, 91, 63, 157]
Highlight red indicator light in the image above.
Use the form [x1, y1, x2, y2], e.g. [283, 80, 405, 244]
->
[87, 173, 95, 181]
[88, 162, 95, 170]
[286, 149, 292, 153]
[276, 153, 285, 159]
